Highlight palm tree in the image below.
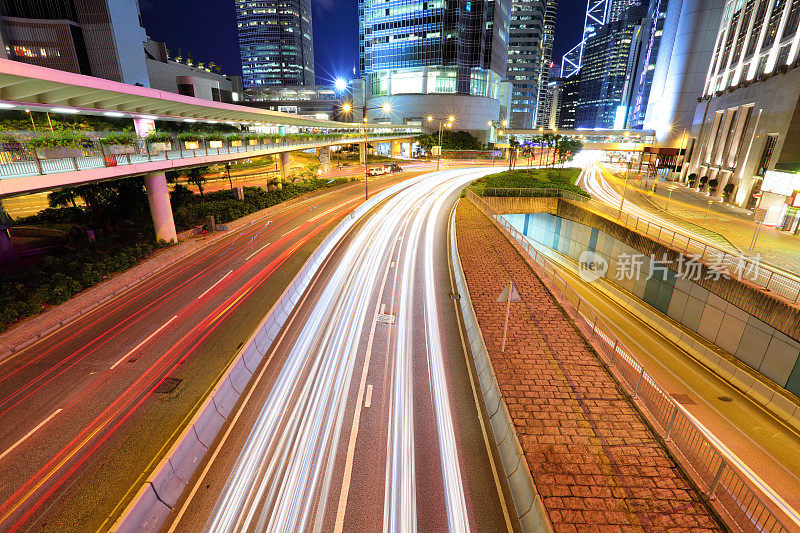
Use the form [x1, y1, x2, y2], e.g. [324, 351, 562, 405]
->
[187, 167, 208, 197]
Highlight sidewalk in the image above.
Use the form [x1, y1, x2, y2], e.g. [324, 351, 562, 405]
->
[614, 169, 800, 275]
[456, 200, 720, 531]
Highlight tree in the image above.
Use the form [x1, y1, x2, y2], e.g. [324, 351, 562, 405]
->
[49, 188, 79, 209]
[187, 166, 209, 196]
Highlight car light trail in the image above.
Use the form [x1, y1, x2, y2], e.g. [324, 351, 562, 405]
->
[203, 168, 497, 532]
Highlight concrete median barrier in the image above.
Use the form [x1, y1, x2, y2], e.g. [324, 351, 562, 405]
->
[191, 397, 226, 448]
[228, 357, 253, 394]
[211, 377, 240, 419]
[449, 201, 552, 533]
[111, 481, 171, 533]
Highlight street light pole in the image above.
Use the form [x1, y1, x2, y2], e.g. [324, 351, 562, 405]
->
[437, 120, 444, 171]
[363, 119, 369, 201]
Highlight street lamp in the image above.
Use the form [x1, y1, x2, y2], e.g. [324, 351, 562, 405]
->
[362, 104, 392, 200]
[428, 114, 455, 171]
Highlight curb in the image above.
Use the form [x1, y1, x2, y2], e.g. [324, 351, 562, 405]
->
[109, 175, 416, 532]
[448, 199, 553, 533]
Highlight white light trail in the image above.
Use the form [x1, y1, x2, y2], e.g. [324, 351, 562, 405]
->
[204, 168, 497, 532]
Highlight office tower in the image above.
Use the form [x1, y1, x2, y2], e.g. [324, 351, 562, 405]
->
[641, 0, 723, 144]
[557, 74, 580, 128]
[359, 0, 512, 139]
[575, 3, 647, 129]
[561, 0, 645, 76]
[507, 0, 558, 128]
[683, 0, 800, 218]
[236, 0, 315, 89]
[0, 0, 149, 85]
[628, 0, 670, 129]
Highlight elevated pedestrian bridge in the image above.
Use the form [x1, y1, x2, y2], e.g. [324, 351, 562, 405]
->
[0, 59, 419, 197]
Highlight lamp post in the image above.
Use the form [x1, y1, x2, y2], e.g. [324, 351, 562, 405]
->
[428, 114, 455, 171]
[362, 102, 393, 200]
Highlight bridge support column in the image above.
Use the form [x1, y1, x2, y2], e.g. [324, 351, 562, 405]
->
[317, 146, 331, 173]
[144, 172, 177, 243]
[359, 142, 367, 164]
[277, 152, 291, 186]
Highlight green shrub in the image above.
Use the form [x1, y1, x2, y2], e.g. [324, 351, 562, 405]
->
[177, 132, 201, 142]
[225, 133, 243, 141]
[145, 131, 172, 144]
[29, 130, 88, 148]
[467, 168, 588, 197]
[101, 132, 137, 146]
[204, 132, 225, 142]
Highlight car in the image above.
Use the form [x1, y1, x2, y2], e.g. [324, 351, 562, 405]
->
[366, 167, 386, 177]
[387, 164, 403, 173]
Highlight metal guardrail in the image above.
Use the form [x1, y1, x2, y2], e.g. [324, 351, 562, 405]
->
[474, 187, 800, 306]
[467, 189, 792, 533]
[0, 133, 409, 180]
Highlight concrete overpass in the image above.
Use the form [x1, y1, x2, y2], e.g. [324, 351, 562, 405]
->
[495, 128, 656, 151]
[0, 59, 420, 241]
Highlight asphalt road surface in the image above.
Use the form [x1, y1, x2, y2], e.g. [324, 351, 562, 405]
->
[163, 168, 520, 532]
[0, 172, 416, 532]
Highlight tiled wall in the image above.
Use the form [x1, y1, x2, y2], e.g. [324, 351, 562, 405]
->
[504, 212, 800, 397]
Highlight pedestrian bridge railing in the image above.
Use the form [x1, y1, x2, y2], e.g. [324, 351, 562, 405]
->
[0, 133, 410, 181]
[471, 187, 800, 306]
[468, 189, 795, 533]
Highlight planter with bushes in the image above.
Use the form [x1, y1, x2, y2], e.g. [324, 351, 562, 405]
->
[226, 134, 243, 147]
[145, 131, 172, 152]
[178, 132, 201, 150]
[205, 132, 224, 149]
[244, 134, 259, 146]
[29, 131, 88, 159]
[101, 132, 136, 154]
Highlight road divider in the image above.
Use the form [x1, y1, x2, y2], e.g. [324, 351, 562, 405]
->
[110, 173, 427, 533]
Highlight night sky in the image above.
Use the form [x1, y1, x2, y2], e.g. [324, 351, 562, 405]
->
[139, 0, 584, 82]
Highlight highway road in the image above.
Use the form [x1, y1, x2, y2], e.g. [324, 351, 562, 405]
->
[0, 171, 421, 532]
[512, 224, 800, 525]
[163, 168, 519, 532]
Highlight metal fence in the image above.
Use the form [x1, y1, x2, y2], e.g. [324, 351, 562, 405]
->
[472, 187, 800, 305]
[0, 133, 409, 180]
[468, 189, 793, 533]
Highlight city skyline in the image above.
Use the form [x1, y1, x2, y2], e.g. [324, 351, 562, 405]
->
[139, 0, 586, 84]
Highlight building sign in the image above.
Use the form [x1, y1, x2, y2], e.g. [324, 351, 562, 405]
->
[278, 105, 298, 114]
[761, 170, 800, 196]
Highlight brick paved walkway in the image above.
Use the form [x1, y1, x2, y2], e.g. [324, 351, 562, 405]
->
[456, 199, 721, 532]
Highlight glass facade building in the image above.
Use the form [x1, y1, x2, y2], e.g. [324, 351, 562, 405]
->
[507, 0, 558, 128]
[575, 3, 647, 129]
[359, 0, 511, 102]
[236, 0, 315, 89]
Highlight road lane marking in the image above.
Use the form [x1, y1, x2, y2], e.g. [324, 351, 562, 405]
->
[364, 385, 373, 409]
[0, 409, 62, 463]
[197, 270, 234, 300]
[334, 246, 399, 533]
[308, 203, 344, 223]
[110, 315, 178, 370]
[245, 243, 271, 261]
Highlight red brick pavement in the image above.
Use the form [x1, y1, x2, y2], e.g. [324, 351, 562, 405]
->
[456, 200, 721, 532]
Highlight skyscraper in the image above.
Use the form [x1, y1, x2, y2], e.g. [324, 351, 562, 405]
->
[507, 0, 558, 128]
[574, 2, 647, 129]
[236, 0, 315, 89]
[0, 0, 149, 85]
[359, 0, 512, 138]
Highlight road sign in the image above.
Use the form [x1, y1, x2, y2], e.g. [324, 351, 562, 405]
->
[496, 282, 520, 303]
[432, 146, 442, 156]
[497, 281, 521, 353]
[753, 207, 768, 223]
